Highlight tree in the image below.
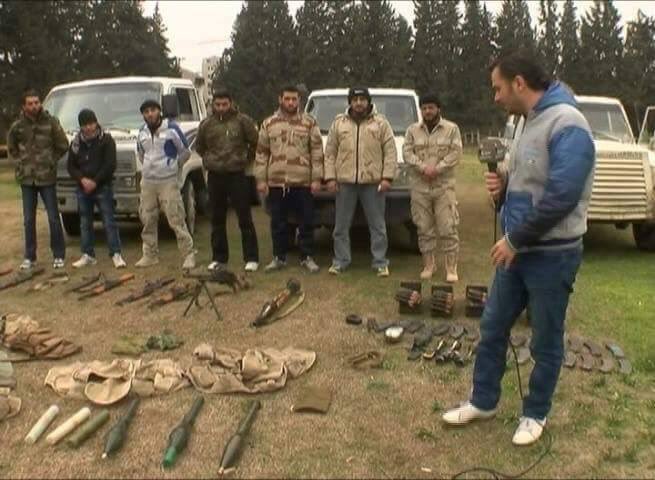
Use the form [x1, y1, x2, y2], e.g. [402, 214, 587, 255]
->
[214, 1, 297, 122]
[385, 14, 414, 88]
[456, 0, 500, 131]
[537, 0, 560, 77]
[495, 0, 536, 57]
[559, 0, 582, 89]
[0, 0, 179, 140]
[579, 0, 623, 95]
[621, 10, 655, 130]
[294, 1, 333, 91]
[411, 0, 460, 99]
[411, 0, 438, 95]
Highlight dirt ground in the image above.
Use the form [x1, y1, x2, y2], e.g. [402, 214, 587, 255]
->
[0, 164, 654, 479]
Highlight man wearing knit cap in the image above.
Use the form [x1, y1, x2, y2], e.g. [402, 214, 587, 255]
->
[135, 99, 196, 270]
[324, 87, 397, 277]
[67, 108, 126, 268]
[403, 93, 462, 282]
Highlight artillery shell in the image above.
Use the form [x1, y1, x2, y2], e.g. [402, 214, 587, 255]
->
[46, 407, 91, 445]
[66, 409, 110, 448]
[25, 404, 60, 444]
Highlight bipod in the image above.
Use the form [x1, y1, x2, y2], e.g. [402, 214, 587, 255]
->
[183, 279, 222, 321]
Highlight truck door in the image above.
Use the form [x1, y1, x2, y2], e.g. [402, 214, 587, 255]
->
[638, 106, 655, 150]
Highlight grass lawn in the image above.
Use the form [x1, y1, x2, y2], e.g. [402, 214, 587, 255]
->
[0, 150, 654, 478]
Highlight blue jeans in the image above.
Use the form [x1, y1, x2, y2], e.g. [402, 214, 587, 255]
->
[21, 184, 65, 261]
[267, 186, 314, 261]
[77, 184, 122, 257]
[332, 183, 389, 269]
[471, 247, 583, 420]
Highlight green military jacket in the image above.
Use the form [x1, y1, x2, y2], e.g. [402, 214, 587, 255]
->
[7, 110, 69, 186]
[195, 109, 259, 173]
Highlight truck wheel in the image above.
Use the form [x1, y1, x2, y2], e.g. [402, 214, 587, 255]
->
[61, 213, 80, 236]
[182, 178, 197, 236]
[632, 222, 655, 251]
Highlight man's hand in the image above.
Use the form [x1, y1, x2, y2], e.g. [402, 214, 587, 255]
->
[256, 181, 269, 197]
[310, 181, 321, 195]
[484, 172, 504, 203]
[81, 177, 96, 194]
[491, 237, 516, 269]
[326, 180, 338, 193]
[378, 179, 391, 193]
[422, 165, 438, 179]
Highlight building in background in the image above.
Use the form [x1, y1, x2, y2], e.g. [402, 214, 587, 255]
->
[180, 67, 207, 107]
[201, 56, 220, 106]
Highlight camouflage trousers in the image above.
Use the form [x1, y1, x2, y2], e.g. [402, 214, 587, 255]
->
[410, 187, 459, 255]
[139, 180, 194, 258]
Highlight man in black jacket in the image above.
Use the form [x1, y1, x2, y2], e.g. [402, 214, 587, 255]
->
[67, 109, 126, 268]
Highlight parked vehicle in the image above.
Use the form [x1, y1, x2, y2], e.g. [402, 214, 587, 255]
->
[43, 76, 208, 235]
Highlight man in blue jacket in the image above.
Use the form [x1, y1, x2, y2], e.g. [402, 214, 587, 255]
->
[135, 99, 195, 270]
[442, 52, 595, 446]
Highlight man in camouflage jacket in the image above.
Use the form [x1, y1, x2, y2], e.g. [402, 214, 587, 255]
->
[196, 89, 260, 272]
[255, 85, 324, 273]
[7, 89, 69, 270]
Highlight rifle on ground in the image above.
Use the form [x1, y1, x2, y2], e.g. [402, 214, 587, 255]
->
[115, 277, 175, 306]
[65, 273, 103, 294]
[77, 273, 135, 301]
[147, 283, 193, 310]
[183, 269, 251, 293]
[26, 272, 70, 292]
[0, 267, 45, 291]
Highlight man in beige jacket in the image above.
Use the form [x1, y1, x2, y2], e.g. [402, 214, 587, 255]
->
[403, 93, 462, 282]
[324, 87, 397, 277]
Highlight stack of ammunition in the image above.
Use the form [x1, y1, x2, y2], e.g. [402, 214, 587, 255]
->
[429, 285, 454, 318]
[465, 285, 487, 317]
[397, 281, 422, 314]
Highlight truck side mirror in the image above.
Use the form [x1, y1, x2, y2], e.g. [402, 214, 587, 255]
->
[162, 94, 178, 119]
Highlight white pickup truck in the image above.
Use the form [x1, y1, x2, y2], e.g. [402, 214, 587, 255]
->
[43, 76, 208, 235]
[504, 95, 655, 250]
[304, 88, 421, 248]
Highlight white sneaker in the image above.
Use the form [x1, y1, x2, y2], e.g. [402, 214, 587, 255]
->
[512, 416, 546, 446]
[72, 254, 97, 269]
[182, 253, 196, 270]
[19, 259, 35, 270]
[112, 253, 127, 269]
[442, 401, 497, 425]
[135, 256, 159, 268]
[244, 261, 259, 272]
[208, 261, 226, 271]
[264, 257, 287, 272]
[53, 258, 65, 269]
[300, 257, 319, 273]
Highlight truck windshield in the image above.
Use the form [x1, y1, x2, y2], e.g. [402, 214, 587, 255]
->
[43, 82, 161, 133]
[577, 102, 634, 143]
[307, 95, 417, 135]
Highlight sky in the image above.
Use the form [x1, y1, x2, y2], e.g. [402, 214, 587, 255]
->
[142, 1, 655, 73]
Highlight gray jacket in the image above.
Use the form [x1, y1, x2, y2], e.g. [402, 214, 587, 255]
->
[501, 82, 595, 252]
